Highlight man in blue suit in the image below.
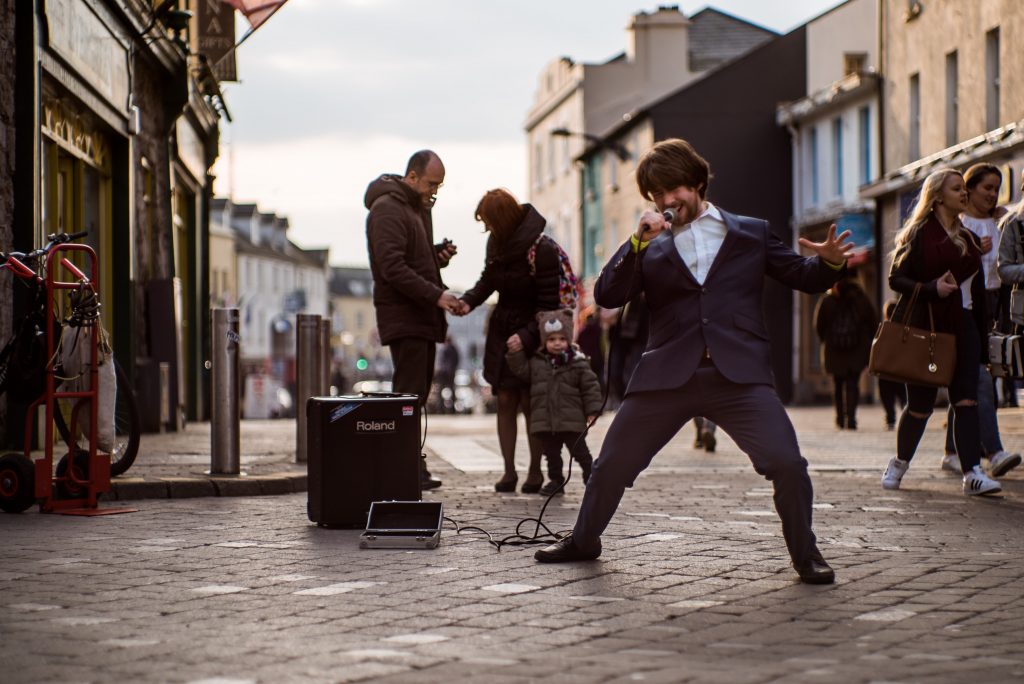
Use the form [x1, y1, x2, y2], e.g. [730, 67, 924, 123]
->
[535, 139, 852, 584]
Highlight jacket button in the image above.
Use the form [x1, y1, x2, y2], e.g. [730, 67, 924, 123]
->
[702, 318, 709, 325]
[702, 287, 708, 294]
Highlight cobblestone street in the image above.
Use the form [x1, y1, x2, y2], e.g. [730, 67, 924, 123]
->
[2, 406, 1023, 683]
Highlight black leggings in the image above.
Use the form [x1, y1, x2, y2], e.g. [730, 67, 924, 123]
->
[896, 311, 982, 471]
[832, 372, 861, 427]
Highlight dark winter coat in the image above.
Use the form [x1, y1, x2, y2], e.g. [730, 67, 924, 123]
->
[364, 175, 448, 345]
[813, 283, 877, 376]
[506, 348, 603, 434]
[461, 205, 560, 389]
[889, 215, 988, 363]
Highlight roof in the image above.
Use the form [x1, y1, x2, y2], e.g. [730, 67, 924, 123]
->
[586, 22, 798, 146]
[234, 232, 329, 269]
[330, 266, 375, 298]
[861, 121, 1024, 199]
[688, 7, 777, 72]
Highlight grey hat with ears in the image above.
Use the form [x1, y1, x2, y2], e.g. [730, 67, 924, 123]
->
[537, 309, 574, 345]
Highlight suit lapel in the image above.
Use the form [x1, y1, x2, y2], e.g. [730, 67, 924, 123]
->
[703, 210, 742, 284]
[652, 230, 698, 285]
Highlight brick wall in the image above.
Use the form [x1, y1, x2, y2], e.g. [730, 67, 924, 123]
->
[0, 0, 15, 433]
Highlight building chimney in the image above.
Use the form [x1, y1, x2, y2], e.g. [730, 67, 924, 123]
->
[626, 5, 691, 84]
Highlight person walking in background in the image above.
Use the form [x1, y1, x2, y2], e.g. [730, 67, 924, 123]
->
[813, 272, 877, 430]
[507, 309, 603, 497]
[364, 149, 459, 491]
[997, 171, 1024, 409]
[457, 189, 561, 493]
[535, 138, 850, 584]
[877, 298, 907, 430]
[692, 417, 717, 452]
[576, 306, 606, 396]
[435, 336, 460, 414]
[880, 167, 1001, 496]
[938, 164, 1021, 478]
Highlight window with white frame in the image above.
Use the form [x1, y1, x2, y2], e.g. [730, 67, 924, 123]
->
[858, 105, 871, 185]
[986, 28, 1000, 131]
[809, 126, 819, 206]
[945, 50, 958, 147]
[909, 73, 921, 161]
[832, 117, 843, 198]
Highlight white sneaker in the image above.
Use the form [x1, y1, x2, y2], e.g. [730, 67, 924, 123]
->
[963, 465, 1002, 496]
[940, 453, 962, 474]
[989, 451, 1022, 478]
[882, 458, 909, 490]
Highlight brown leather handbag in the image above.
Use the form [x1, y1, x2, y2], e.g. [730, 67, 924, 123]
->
[868, 284, 957, 387]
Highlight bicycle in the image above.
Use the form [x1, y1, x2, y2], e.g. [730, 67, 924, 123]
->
[0, 231, 140, 513]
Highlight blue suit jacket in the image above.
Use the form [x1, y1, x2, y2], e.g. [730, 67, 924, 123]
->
[595, 209, 842, 395]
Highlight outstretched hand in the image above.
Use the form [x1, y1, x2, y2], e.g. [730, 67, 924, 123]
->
[797, 224, 854, 265]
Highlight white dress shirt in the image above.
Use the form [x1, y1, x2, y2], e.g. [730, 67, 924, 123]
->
[672, 202, 727, 284]
[961, 214, 1000, 291]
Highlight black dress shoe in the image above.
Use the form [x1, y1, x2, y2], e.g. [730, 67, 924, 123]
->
[421, 475, 442, 490]
[795, 558, 835, 585]
[534, 535, 601, 563]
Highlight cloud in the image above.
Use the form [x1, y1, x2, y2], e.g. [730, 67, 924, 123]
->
[212, 132, 526, 291]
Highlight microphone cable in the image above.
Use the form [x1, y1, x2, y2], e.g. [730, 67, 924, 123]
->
[442, 209, 671, 551]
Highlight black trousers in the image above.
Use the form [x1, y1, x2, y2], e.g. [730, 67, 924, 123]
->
[389, 338, 436, 478]
[389, 338, 436, 408]
[878, 379, 907, 426]
[572, 365, 821, 567]
[540, 431, 593, 482]
[832, 372, 861, 427]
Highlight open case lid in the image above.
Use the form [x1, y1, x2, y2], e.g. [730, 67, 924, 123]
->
[364, 501, 443, 534]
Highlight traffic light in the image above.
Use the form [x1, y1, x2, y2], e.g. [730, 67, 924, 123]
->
[356, 357, 369, 371]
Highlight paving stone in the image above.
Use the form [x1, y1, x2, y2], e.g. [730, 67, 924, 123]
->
[3, 409, 1024, 682]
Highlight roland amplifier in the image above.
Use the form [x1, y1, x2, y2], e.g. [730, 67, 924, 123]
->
[307, 393, 422, 527]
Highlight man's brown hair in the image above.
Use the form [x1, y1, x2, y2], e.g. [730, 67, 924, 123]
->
[636, 138, 712, 201]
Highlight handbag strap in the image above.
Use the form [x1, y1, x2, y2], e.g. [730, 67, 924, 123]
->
[897, 283, 923, 326]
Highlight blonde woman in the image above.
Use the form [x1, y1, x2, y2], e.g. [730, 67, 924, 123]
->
[881, 168, 1001, 495]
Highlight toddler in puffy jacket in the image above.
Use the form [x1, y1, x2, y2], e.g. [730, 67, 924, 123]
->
[506, 309, 603, 496]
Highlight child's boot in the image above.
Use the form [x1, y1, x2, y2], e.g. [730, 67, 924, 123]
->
[539, 475, 565, 496]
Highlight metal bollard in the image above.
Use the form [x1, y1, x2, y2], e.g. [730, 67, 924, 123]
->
[296, 313, 321, 463]
[210, 308, 241, 475]
[319, 318, 332, 396]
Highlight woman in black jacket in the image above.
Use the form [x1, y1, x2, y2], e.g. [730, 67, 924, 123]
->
[459, 189, 561, 492]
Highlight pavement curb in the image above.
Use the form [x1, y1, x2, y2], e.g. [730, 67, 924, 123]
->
[107, 472, 307, 502]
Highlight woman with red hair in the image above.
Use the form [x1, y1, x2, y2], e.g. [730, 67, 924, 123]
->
[460, 189, 562, 492]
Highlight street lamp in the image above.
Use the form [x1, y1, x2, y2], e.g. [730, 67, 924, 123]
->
[550, 127, 631, 162]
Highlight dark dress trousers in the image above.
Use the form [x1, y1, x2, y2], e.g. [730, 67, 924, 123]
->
[573, 209, 843, 568]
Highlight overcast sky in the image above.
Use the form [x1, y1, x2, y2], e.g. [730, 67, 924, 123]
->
[213, 0, 842, 290]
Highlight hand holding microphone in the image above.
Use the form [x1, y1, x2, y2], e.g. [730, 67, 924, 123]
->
[635, 208, 677, 242]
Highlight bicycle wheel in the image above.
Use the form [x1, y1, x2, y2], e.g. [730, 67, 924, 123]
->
[110, 358, 141, 476]
[53, 357, 141, 477]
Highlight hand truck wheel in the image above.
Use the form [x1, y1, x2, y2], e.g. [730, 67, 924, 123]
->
[55, 451, 92, 500]
[0, 452, 36, 513]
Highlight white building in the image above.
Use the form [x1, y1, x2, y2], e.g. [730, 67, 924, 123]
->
[209, 198, 330, 383]
[524, 6, 776, 292]
[776, 0, 880, 402]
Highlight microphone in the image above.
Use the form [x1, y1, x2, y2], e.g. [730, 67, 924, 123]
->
[662, 208, 676, 223]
